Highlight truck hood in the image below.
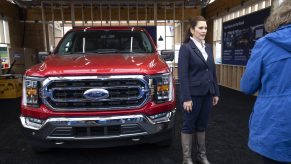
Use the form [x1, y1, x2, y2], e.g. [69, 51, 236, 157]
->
[26, 53, 169, 77]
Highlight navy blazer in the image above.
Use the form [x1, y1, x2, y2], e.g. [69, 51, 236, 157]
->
[178, 40, 220, 102]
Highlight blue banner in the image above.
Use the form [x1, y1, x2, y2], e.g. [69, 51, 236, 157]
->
[222, 8, 270, 65]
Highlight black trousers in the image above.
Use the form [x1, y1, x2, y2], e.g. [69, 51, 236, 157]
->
[181, 94, 212, 134]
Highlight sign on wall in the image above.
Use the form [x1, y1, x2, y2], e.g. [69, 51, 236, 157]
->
[222, 7, 270, 65]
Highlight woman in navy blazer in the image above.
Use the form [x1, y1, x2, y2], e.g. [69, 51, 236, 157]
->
[178, 16, 220, 164]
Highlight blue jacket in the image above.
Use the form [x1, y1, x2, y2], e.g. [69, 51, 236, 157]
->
[178, 40, 219, 103]
[241, 24, 291, 162]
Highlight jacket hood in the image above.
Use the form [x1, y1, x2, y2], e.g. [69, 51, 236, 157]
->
[26, 53, 169, 77]
[265, 24, 291, 52]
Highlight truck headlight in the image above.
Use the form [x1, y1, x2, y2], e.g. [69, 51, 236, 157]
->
[149, 73, 174, 104]
[22, 76, 44, 107]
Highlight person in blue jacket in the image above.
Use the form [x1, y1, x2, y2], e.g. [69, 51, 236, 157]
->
[178, 16, 220, 164]
[240, 0, 291, 163]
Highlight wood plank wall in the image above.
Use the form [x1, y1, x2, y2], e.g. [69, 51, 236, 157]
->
[216, 64, 246, 91]
[22, 5, 201, 51]
[0, 0, 24, 48]
[25, 7, 201, 21]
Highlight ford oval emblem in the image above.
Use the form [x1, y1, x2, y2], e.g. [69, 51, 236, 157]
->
[83, 89, 109, 100]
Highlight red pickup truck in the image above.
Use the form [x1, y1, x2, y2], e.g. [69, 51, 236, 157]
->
[20, 27, 176, 152]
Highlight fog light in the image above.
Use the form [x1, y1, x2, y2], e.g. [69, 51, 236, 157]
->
[28, 117, 44, 124]
[26, 117, 45, 130]
[20, 116, 45, 130]
[149, 111, 174, 124]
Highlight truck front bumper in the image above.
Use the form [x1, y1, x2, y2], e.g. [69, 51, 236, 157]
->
[20, 110, 176, 148]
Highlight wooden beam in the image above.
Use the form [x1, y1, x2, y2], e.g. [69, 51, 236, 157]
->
[24, 6, 201, 21]
[205, 0, 250, 18]
[0, 0, 19, 19]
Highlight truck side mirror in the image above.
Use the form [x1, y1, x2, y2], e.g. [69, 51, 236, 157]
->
[160, 50, 175, 61]
[38, 52, 50, 62]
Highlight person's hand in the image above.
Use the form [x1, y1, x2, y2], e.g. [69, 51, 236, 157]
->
[183, 101, 193, 112]
[212, 96, 219, 106]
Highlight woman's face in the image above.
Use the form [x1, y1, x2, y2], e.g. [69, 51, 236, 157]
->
[190, 21, 207, 41]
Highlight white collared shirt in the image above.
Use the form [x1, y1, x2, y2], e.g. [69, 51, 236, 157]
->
[190, 36, 208, 61]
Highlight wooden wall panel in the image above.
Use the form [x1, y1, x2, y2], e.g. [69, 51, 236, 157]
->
[24, 7, 200, 21]
[9, 20, 24, 48]
[0, 0, 19, 18]
[23, 23, 45, 51]
[216, 64, 246, 91]
[0, 0, 23, 48]
[205, 0, 245, 18]
[21, 5, 200, 51]
[205, 19, 213, 45]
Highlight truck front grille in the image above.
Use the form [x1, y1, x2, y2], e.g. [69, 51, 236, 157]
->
[41, 76, 150, 111]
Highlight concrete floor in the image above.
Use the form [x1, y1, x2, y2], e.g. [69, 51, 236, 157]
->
[0, 86, 261, 164]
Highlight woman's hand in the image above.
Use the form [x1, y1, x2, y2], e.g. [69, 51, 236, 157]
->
[212, 96, 219, 106]
[183, 101, 193, 112]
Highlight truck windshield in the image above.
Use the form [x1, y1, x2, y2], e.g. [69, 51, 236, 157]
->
[56, 30, 155, 55]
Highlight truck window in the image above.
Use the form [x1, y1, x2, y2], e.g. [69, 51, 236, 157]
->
[58, 32, 74, 54]
[56, 30, 154, 55]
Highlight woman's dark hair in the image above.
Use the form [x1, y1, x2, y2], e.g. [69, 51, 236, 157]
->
[183, 16, 207, 43]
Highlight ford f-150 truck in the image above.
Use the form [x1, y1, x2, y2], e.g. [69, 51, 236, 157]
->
[20, 27, 176, 152]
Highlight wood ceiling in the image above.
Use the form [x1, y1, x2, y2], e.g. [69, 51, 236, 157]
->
[10, 0, 211, 8]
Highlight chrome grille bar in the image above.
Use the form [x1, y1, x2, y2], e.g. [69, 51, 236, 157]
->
[41, 75, 150, 111]
[50, 86, 144, 102]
